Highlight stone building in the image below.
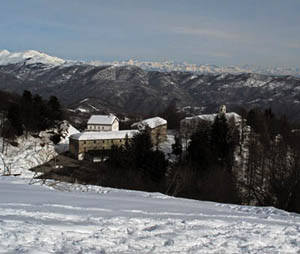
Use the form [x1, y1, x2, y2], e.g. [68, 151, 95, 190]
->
[131, 117, 167, 145]
[180, 112, 242, 138]
[69, 130, 138, 160]
[86, 114, 119, 132]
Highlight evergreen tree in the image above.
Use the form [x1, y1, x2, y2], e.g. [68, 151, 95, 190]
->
[187, 121, 213, 171]
[33, 94, 49, 130]
[21, 90, 34, 134]
[7, 104, 23, 136]
[172, 135, 183, 163]
[210, 114, 232, 169]
[48, 95, 63, 123]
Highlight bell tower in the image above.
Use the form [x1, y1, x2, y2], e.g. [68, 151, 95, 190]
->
[219, 105, 226, 115]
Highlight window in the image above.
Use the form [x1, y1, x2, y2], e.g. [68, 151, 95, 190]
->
[103, 140, 105, 143]
[102, 126, 104, 130]
[84, 141, 86, 144]
[94, 140, 96, 144]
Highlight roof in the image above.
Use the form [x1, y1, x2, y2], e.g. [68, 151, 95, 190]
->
[70, 130, 139, 141]
[182, 112, 242, 123]
[131, 117, 167, 130]
[87, 115, 118, 125]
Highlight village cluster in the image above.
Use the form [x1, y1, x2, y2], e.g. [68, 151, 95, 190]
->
[69, 115, 168, 160]
[69, 105, 247, 162]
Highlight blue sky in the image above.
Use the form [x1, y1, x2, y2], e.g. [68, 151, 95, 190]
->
[1, 0, 300, 67]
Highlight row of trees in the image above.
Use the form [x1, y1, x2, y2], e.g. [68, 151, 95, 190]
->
[5, 90, 63, 137]
[165, 107, 300, 214]
[102, 131, 168, 192]
[0, 90, 63, 153]
[167, 113, 240, 203]
[241, 108, 300, 213]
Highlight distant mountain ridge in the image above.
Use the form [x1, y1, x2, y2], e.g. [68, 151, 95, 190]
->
[1, 49, 300, 77]
[0, 49, 300, 122]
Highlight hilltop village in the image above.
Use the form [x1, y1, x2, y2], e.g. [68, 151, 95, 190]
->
[68, 105, 246, 162]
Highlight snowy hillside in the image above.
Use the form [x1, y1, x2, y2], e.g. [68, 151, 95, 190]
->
[1, 175, 300, 253]
[0, 124, 300, 253]
[0, 49, 67, 66]
[0, 122, 79, 178]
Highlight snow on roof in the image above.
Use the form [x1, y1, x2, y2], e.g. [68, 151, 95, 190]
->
[183, 112, 241, 123]
[131, 117, 167, 130]
[87, 115, 118, 125]
[70, 130, 139, 141]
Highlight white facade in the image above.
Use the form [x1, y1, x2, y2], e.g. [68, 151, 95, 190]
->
[87, 115, 119, 132]
[131, 117, 167, 130]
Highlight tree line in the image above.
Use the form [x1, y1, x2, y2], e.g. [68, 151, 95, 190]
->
[241, 108, 300, 213]
[0, 90, 63, 152]
[99, 130, 168, 192]
[167, 113, 240, 203]
[167, 107, 300, 213]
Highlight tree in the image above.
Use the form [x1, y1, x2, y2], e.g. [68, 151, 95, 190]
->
[48, 95, 63, 123]
[7, 103, 23, 136]
[210, 114, 237, 170]
[33, 94, 49, 130]
[187, 121, 213, 172]
[172, 135, 183, 163]
[21, 90, 34, 136]
[158, 100, 185, 130]
[107, 130, 168, 185]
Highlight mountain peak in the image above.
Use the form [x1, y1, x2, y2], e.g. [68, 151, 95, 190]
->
[1, 49, 300, 77]
[0, 49, 66, 66]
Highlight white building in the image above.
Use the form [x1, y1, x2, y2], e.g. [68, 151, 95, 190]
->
[87, 115, 119, 132]
[69, 130, 139, 160]
[131, 117, 167, 144]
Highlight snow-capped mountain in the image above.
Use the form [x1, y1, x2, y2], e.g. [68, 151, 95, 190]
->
[91, 59, 300, 77]
[1, 49, 300, 77]
[1, 49, 300, 121]
[0, 49, 67, 66]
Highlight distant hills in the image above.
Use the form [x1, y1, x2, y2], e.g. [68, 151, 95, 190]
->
[0, 50, 300, 121]
[1, 49, 300, 77]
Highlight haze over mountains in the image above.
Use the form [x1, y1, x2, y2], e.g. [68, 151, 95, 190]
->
[0, 50, 300, 121]
[1, 49, 300, 77]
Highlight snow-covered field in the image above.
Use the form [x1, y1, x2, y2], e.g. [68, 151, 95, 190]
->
[1, 175, 300, 253]
[1, 126, 300, 253]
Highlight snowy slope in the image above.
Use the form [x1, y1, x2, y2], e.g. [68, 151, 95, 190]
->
[0, 124, 300, 253]
[0, 50, 66, 66]
[0, 123, 79, 178]
[0, 176, 300, 253]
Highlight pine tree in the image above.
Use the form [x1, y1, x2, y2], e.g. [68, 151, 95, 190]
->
[7, 104, 23, 136]
[21, 90, 34, 135]
[48, 96, 63, 123]
[172, 135, 183, 163]
[187, 121, 213, 171]
[211, 114, 230, 168]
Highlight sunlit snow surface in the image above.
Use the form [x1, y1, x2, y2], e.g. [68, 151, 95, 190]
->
[0, 175, 300, 253]
[1, 127, 300, 253]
